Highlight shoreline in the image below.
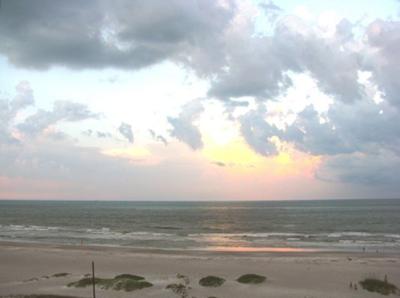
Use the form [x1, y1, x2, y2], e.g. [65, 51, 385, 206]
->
[1, 240, 398, 258]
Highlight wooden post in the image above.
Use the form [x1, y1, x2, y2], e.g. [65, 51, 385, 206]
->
[92, 261, 96, 298]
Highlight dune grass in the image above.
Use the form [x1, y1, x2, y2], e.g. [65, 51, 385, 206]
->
[113, 274, 144, 280]
[359, 278, 398, 295]
[166, 273, 192, 298]
[52, 273, 70, 278]
[237, 274, 266, 284]
[199, 276, 225, 287]
[166, 283, 188, 296]
[67, 274, 152, 292]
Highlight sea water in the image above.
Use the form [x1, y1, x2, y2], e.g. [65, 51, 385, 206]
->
[0, 199, 399, 252]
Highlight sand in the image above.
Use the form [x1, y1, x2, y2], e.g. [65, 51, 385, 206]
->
[0, 241, 399, 298]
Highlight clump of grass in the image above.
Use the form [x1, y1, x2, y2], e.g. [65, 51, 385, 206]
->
[111, 278, 153, 291]
[67, 274, 152, 292]
[52, 273, 70, 278]
[176, 273, 190, 285]
[359, 277, 398, 295]
[236, 274, 266, 284]
[24, 277, 39, 282]
[199, 276, 225, 287]
[68, 277, 105, 288]
[165, 273, 193, 297]
[114, 274, 144, 280]
[166, 283, 189, 298]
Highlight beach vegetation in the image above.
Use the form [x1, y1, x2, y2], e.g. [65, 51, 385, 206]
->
[199, 276, 225, 287]
[52, 273, 70, 277]
[110, 278, 153, 291]
[236, 274, 266, 284]
[113, 274, 144, 280]
[166, 283, 189, 298]
[359, 277, 398, 295]
[67, 274, 152, 292]
[24, 277, 39, 282]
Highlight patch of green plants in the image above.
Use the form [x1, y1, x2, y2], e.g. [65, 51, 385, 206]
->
[166, 283, 188, 296]
[67, 274, 152, 292]
[166, 273, 192, 298]
[359, 277, 398, 296]
[236, 274, 266, 284]
[199, 276, 225, 287]
[52, 273, 70, 278]
[110, 278, 153, 291]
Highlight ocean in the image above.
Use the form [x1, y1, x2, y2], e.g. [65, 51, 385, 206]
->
[0, 199, 399, 252]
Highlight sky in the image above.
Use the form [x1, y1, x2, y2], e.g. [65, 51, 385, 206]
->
[0, 0, 400, 200]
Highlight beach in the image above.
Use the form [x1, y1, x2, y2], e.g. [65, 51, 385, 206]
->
[0, 241, 399, 298]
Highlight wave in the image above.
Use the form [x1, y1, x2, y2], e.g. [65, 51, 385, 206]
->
[1, 225, 400, 251]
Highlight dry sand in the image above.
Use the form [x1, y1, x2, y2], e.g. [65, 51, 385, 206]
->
[0, 241, 399, 298]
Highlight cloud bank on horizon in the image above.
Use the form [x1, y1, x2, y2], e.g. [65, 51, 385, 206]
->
[0, 0, 399, 200]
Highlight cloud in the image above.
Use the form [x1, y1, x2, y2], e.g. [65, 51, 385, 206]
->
[317, 150, 400, 187]
[96, 131, 112, 138]
[362, 19, 400, 110]
[0, 81, 34, 144]
[0, 84, 215, 200]
[212, 161, 226, 167]
[239, 105, 279, 156]
[2, 1, 400, 194]
[0, 1, 365, 105]
[82, 129, 93, 137]
[0, 137, 210, 199]
[18, 101, 99, 136]
[168, 100, 204, 150]
[207, 15, 362, 103]
[149, 129, 168, 146]
[260, 1, 282, 12]
[118, 122, 134, 143]
[0, 0, 235, 70]
[83, 129, 112, 139]
[281, 105, 354, 156]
